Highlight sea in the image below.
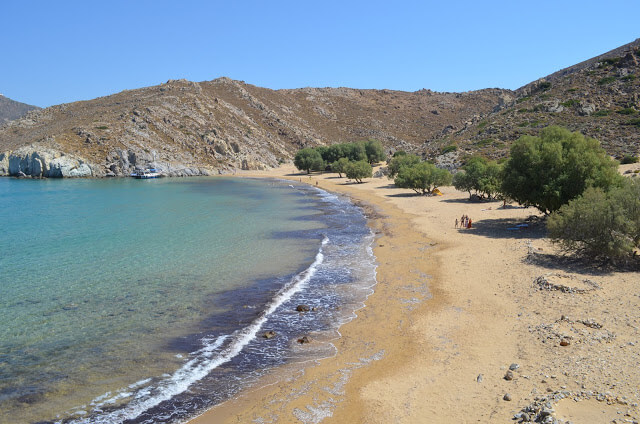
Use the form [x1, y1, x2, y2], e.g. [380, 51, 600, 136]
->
[0, 176, 377, 424]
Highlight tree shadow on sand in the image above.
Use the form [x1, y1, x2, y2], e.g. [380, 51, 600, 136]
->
[460, 217, 546, 240]
[525, 249, 640, 275]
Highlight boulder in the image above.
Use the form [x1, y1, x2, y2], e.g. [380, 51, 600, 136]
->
[296, 304, 311, 312]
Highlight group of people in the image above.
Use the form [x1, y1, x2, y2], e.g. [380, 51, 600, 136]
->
[456, 214, 472, 229]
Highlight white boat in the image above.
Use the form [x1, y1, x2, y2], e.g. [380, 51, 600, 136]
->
[133, 168, 162, 179]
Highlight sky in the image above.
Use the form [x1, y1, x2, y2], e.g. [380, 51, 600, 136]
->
[2, 0, 639, 108]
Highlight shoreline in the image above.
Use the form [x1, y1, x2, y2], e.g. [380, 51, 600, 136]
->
[190, 164, 640, 424]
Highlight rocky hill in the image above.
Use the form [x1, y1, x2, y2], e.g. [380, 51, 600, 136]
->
[1, 38, 639, 178]
[0, 95, 39, 125]
[0, 78, 510, 177]
[439, 39, 640, 163]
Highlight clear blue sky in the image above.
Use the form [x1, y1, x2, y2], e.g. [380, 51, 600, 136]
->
[2, 0, 639, 107]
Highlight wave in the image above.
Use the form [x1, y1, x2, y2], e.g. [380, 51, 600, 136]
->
[66, 236, 330, 424]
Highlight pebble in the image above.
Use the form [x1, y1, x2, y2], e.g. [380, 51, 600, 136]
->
[476, 374, 483, 383]
[504, 393, 512, 401]
[505, 370, 515, 381]
[510, 363, 520, 371]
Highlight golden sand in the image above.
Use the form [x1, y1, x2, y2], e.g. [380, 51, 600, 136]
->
[190, 164, 640, 424]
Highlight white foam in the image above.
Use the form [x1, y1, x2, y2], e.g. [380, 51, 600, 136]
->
[67, 237, 329, 424]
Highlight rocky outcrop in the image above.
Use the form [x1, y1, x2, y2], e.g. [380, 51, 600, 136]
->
[0, 146, 96, 178]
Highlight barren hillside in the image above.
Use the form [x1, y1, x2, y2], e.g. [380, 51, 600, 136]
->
[0, 78, 510, 176]
[442, 38, 640, 162]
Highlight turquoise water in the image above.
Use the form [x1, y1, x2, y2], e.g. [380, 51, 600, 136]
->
[0, 177, 376, 424]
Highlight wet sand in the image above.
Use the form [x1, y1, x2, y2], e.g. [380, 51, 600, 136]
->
[190, 164, 640, 424]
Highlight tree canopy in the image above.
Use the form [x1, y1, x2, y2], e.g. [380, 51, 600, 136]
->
[387, 153, 421, 178]
[345, 160, 372, 183]
[294, 148, 324, 174]
[501, 126, 622, 214]
[331, 157, 350, 178]
[394, 162, 452, 195]
[452, 156, 503, 199]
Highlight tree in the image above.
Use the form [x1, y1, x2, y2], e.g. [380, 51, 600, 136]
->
[547, 180, 640, 262]
[331, 157, 350, 178]
[453, 156, 503, 199]
[387, 153, 421, 178]
[294, 148, 324, 174]
[452, 169, 474, 196]
[343, 142, 368, 162]
[363, 139, 387, 164]
[394, 162, 452, 195]
[345, 160, 372, 183]
[501, 126, 622, 214]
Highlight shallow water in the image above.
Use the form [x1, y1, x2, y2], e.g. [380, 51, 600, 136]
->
[0, 177, 376, 424]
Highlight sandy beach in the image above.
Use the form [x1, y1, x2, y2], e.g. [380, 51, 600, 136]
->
[190, 163, 640, 424]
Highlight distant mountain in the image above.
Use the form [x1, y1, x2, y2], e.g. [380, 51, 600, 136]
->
[1, 38, 639, 178]
[0, 95, 39, 125]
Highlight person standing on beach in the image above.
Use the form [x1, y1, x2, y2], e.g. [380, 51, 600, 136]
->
[455, 218, 459, 228]
[467, 218, 472, 229]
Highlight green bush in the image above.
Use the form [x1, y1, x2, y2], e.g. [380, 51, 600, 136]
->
[627, 118, 640, 127]
[598, 76, 617, 85]
[602, 57, 621, 66]
[593, 109, 611, 117]
[621, 155, 639, 164]
[547, 180, 640, 262]
[394, 162, 452, 195]
[617, 108, 637, 115]
[538, 81, 552, 91]
[501, 126, 623, 214]
[441, 144, 457, 155]
[561, 99, 579, 108]
[474, 138, 494, 147]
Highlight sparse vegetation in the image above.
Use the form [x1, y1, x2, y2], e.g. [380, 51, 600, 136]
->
[441, 144, 457, 155]
[598, 76, 617, 85]
[474, 138, 494, 147]
[621, 155, 639, 164]
[95, 126, 109, 130]
[538, 81, 552, 91]
[561, 99, 579, 108]
[593, 109, 611, 117]
[617, 107, 637, 115]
